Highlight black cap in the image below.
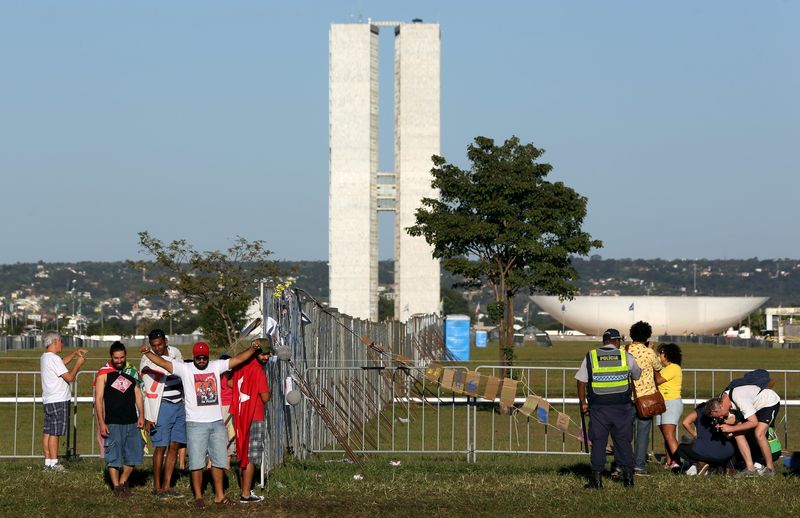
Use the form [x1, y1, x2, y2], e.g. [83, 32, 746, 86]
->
[603, 328, 622, 341]
[148, 329, 166, 340]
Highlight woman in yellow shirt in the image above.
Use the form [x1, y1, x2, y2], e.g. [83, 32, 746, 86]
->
[655, 342, 683, 469]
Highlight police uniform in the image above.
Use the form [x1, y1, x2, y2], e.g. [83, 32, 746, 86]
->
[576, 331, 641, 487]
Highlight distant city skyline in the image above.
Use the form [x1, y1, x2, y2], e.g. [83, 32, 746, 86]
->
[1, 1, 797, 263]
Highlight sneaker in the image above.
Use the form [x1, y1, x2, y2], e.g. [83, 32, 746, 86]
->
[49, 463, 68, 473]
[239, 494, 264, 504]
[685, 465, 698, 476]
[760, 467, 776, 477]
[735, 468, 758, 478]
[634, 468, 651, 477]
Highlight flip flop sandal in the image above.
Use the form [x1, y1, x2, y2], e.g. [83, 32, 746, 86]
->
[214, 497, 237, 505]
[194, 498, 206, 509]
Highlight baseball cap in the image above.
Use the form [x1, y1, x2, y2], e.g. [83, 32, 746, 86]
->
[148, 329, 166, 341]
[192, 342, 210, 357]
[251, 336, 273, 353]
[603, 328, 622, 341]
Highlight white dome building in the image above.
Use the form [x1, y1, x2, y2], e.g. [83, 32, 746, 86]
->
[531, 296, 768, 337]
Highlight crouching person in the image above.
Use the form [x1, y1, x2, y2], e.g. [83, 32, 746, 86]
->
[707, 385, 781, 477]
[95, 341, 145, 497]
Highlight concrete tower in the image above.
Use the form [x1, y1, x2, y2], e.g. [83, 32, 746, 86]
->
[329, 21, 440, 322]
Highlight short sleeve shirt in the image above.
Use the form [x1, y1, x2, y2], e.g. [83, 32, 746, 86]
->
[626, 342, 662, 397]
[658, 363, 682, 400]
[727, 386, 781, 420]
[172, 359, 230, 423]
[40, 352, 70, 404]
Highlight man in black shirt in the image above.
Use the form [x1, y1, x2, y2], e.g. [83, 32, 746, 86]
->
[95, 341, 145, 497]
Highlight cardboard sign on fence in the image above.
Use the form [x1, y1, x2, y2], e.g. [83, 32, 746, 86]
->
[519, 395, 541, 417]
[425, 365, 443, 384]
[452, 370, 465, 394]
[536, 398, 551, 424]
[440, 368, 455, 391]
[556, 411, 570, 433]
[500, 378, 517, 407]
[483, 376, 501, 401]
[464, 371, 481, 396]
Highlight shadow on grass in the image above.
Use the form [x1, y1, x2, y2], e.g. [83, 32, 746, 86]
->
[558, 462, 591, 478]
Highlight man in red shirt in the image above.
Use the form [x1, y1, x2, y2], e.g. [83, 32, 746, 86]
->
[230, 339, 271, 503]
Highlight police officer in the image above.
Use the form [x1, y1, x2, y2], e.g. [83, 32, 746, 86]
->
[576, 329, 642, 488]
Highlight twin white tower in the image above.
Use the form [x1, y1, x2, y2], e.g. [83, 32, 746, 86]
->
[329, 21, 440, 322]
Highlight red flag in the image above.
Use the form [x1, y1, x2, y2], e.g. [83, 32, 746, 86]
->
[231, 358, 269, 468]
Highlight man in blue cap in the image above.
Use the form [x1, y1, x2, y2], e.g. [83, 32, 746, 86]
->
[575, 328, 642, 489]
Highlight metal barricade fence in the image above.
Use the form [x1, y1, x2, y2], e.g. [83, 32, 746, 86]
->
[300, 365, 800, 463]
[304, 366, 472, 459]
[3, 366, 799, 463]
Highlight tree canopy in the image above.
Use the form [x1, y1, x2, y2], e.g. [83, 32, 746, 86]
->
[133, 232, 281, 349]
[408, 136, 601, 369]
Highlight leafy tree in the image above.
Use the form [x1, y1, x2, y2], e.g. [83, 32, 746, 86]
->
[378, 296, 395, 321]
[133, 232, 281, 349]
[442, 286, 470, 317]
[408, 136, 601, 374]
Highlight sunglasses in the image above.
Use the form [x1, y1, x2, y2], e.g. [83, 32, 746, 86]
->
[195, 356, 209, 361]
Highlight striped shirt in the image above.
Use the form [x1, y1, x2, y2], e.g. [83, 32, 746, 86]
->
[162, 373, 184, 403]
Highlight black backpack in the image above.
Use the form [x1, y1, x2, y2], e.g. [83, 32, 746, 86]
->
[723, 369, 771, 394]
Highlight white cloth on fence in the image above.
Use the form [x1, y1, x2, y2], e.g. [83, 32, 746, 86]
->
[139, 345, 183, 423]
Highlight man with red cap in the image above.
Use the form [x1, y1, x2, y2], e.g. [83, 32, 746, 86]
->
[141, 340, 259, 508]
[230, 338, 271, 503]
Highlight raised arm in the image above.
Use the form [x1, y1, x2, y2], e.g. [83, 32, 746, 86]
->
[61, 350, 87, 383]
[227, 341, 260, 370]
[63, 348, 88, 365]
[139, 344, 174, 373]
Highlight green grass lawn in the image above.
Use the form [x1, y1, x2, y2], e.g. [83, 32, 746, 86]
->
[2, 341, 800, 516]
[1, 455, 799, 517]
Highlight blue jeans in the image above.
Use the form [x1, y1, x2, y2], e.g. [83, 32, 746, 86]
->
[104, 422, 144, 468]
[634, 415, 653, 470]
[186, 420, 228, 471]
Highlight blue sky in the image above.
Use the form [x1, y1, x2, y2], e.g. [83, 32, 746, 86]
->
[1, 1, 797, 263]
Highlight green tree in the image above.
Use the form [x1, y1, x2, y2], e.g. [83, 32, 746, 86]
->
[133, 232, 281, 349]
[378, 296, 395, 321]
[408, 136, 601, 374]
[442, 286, 470, 317]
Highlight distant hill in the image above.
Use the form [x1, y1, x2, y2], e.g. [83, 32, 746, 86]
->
[1, 257, 798, 320]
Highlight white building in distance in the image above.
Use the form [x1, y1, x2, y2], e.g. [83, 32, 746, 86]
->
[531, 296, 769, 336]
[329, 20, 440, 321]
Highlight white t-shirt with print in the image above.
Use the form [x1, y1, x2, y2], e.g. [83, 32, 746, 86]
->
[40, 352, 70, 404]
[171, 358, 230, 423]
[727, 385, 781, 419]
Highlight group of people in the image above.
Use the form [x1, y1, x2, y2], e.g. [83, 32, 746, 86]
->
[39, 329, 273, 508]
[576, 320, 782, 488]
